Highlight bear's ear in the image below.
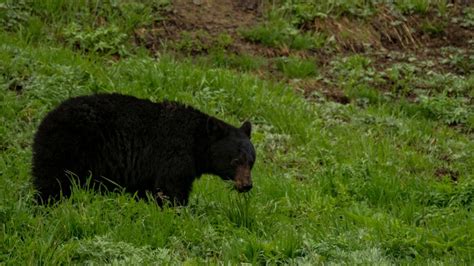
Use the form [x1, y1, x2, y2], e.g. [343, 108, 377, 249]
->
[207, 117, 229, 139]
[240, 121, 252, 139]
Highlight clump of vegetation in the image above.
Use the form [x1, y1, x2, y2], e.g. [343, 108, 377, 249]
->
[395, 0, 432, 14]
[275, 56, 318, 78]
[63, 23, 129, 55]
[200, 51, 266, 72]
[0, 0, 31, 31]
[420, 20, 447, 36]
[460, 7, 474, 27]
[175, 31, 234, 54]
[419, 94, 472, 126]
[330, 55, 383, 94]
[278, 0, 377, 25]
[441, 49, 474, 75]
[240, 16, 326, 50]
[384, 63, 420, 96]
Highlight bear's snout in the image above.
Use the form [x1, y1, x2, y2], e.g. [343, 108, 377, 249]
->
[234, 165, 252, 193]
[237, 182, 253, 192]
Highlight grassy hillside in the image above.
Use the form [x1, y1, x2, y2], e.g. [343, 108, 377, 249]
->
[1, 0, 473, 264]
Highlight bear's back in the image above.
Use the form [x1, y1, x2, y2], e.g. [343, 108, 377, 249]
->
[37, 93, 203, 136]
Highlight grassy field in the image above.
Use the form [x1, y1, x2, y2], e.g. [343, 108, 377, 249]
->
[1, 0, 473, 264]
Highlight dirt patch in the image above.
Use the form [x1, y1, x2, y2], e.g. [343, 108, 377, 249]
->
[297, 79, 350, 104]
[168, 0, 260, 34]
[135, 0, 264, 52]
[435, 167, 459, 182]
[7, 81, 22, 93]
[423, 21, 474, 49]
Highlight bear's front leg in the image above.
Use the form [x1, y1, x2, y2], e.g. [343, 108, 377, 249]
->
[153, 183, 192, 206]
[153, 157, 196, 207]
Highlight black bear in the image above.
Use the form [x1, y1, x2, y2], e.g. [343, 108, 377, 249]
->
[32, 93, 256, 205]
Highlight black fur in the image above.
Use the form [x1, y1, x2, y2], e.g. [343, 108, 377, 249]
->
[32, 93, 256, 205]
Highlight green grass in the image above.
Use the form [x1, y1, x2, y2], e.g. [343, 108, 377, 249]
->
[275, 56, 318, 79]
[1, 0, 474, 264]
[196, 51, 267, 72]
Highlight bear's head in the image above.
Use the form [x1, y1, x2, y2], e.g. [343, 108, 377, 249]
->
[207, 117, 256, 193]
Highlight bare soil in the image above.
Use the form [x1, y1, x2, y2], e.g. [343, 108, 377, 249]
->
[298, 79, 351, 104]
[435, 167, 460, 182]
[135, 0, 265, 53]
[168, 0, 261, 35]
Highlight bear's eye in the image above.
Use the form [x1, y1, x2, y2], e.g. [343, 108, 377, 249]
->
[231, 156, 246, 166]
[231, 158, 239, 166]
